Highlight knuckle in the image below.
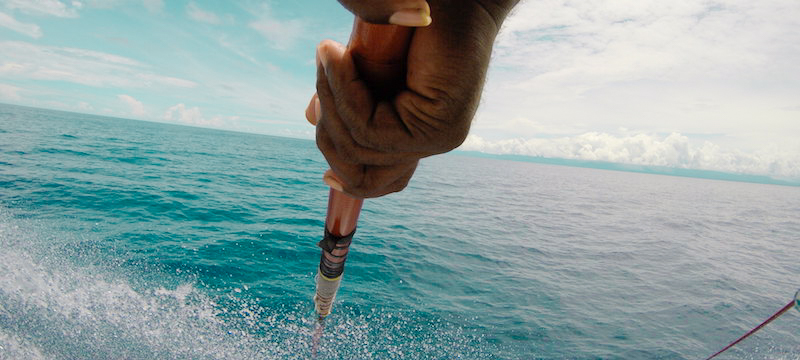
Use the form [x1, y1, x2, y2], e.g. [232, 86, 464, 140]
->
[397, 90, 474, 154]
[442, 124, 471, 151]
[355, 171, 385, 199]
[315, 128, 326, 152]
[337, 0, 390, 24]
[346, 184, 372, 199]
[389, 178, 411, 194]
[336, 142, 360, 163]
[316, 127, 337, 160]
[315, 75, 329, 95]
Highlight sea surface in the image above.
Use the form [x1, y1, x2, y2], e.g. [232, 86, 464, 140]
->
[1, 103, 799, 359]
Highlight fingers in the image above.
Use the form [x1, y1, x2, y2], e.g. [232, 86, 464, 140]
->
[324, 166, 415, 199]
[317, 40, 432, 155]
[336, 0, 431, 27]
[315, 93, 419, 198]
[316, 40, 427, 165]
[322, 157, 417, 198]
[322, 169, 345, 193]
[316, 112, 417, 198]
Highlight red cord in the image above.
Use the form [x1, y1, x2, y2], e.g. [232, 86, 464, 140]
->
[705, 300, 796, 360]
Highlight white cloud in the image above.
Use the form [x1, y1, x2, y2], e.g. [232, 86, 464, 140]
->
[164, 103, 201, 124]
[0, 83, 23, 101]
[3, 0, 80, 18]
[460, 133, 800, 179]
[117, 94, 145, 117]
[0, 41, 196, 89]
[163, 103, 232, 128]
[248, 4, 304, 50]
[186, 2, 219, 24]
[76, 101, 93, 111]
[0, 12, 43, 38]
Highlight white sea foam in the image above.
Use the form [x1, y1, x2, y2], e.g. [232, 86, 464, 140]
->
[0, 212, 315, 359]
[0, 330, 49, 360]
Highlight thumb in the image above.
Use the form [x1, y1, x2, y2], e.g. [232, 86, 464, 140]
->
[336, 0, 431, 27]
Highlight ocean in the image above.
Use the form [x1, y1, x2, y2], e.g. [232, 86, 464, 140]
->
[1, 103, 798, 359]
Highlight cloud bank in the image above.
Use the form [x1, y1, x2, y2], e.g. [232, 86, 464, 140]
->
[460, 133, 800, 180]
[462, 0, 800, 181]
[477, 0, 800, 151]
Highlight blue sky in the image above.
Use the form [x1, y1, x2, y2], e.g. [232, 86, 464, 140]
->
[0, 0, 352, 136]
[1, 0, 799, 180]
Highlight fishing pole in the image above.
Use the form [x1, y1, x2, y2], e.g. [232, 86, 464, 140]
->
[311, 17, 413, 356]
[705, 289, 800, 360]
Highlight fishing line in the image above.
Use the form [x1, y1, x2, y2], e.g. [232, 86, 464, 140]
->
[705, 289, 800, 360]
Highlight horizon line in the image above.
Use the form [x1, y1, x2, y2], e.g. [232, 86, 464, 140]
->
[3, 102, 797, 188]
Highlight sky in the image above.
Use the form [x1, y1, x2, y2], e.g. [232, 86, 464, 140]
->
[1, 0, 799, 180]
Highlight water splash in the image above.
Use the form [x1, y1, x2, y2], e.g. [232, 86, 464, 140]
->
[0, 210, 494, 359]
[0, 211, 314, 359]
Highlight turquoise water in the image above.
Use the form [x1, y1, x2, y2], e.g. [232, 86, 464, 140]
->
[1, 103, 799, 359]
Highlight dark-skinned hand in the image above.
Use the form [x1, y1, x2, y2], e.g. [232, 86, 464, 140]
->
[305, 0, 519, 198]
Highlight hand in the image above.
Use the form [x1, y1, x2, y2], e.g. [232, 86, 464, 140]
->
[306, 0, 518, 198]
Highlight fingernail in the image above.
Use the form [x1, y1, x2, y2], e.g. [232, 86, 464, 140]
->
[389, 4, 432, 27]
[314, 97, 321, 123]
[323, 173, 344, 192]
[305, 94, 318, 125]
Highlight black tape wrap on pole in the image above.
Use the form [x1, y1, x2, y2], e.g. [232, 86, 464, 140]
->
[317, 228, 355, 279]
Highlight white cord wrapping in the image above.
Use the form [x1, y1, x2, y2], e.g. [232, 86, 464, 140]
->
[314, 271, 342, 317]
